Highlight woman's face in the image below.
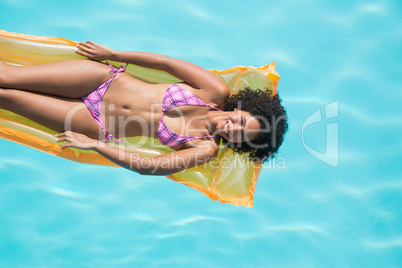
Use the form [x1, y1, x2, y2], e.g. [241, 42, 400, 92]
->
[218, 109, 261, 143]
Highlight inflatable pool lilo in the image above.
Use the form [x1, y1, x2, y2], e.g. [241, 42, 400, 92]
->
[0, 30, 281, 207]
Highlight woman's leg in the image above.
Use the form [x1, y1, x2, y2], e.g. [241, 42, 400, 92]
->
[0, 59, 113, 99]
[0, 88, 102, 138]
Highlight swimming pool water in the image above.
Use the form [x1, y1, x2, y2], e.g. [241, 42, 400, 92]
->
[1, 0, 402, 267]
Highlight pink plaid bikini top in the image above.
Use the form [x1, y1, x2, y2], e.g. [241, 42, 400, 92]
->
[157, 84, 220, 147]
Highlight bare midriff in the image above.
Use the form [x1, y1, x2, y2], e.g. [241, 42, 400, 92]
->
[101, 74, 221, 141]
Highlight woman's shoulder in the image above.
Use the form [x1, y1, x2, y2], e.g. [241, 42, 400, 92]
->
[178, 83, 229, 108]
[181, 138, 220, 153]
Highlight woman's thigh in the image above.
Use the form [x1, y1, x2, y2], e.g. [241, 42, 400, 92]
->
[0, 59, 113, 98]
[0, 88, 103, 139]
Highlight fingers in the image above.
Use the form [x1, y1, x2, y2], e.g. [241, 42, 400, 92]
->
[77, 42, 88, 51]
[56, 131, 98, 150]
[86, 40, 97, 46]
[75, 42, 96, 58]
[56, 137, 76, 149]
[75, 49, 91, 58]
[75, 50, 92, 58]
[77, 41, 98, 52]
[55, 131, 72, 144]
[77, 44, 91, 53]
[78, 42, 91, 49]
[55, 131, 72, 137]
[61, 144, 74, 149]
[74, 41, 111, 61]
[79, 41, 97, 46]
[78, 41, 97, 48]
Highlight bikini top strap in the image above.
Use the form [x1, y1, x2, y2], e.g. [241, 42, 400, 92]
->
[101, 134, 122, 142]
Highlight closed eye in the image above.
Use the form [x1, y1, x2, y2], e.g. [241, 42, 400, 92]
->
[241, 117, 248, 140]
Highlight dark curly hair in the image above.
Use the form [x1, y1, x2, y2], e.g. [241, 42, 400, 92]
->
[224, 87, 288, 163]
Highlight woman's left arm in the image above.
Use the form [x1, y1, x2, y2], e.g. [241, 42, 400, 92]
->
[56, 131, 217, 175]
[76, 41, 230, 97]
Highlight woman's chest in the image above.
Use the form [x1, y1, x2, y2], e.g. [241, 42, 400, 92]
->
[162, 105, 213, 137]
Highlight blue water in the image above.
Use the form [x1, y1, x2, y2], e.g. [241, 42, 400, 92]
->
[1, 0, 402, 267]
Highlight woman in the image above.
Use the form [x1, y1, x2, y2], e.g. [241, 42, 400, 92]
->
[0, 41, 288, 175]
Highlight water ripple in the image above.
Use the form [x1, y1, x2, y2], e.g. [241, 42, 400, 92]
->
[171, 215, 224, 226]
[265, 224, 326, 235]
[46, 186, 85, 199]
[359, 4, 386, 15]
[364, 237, 402, 249]
[285, 97, 402, 126]
[338, 180, 402, 198]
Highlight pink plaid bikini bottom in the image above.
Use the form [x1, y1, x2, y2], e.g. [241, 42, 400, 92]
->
[81, 62, 127, 142]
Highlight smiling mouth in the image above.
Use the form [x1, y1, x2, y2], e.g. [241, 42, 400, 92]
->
[223, 120, 229, 135]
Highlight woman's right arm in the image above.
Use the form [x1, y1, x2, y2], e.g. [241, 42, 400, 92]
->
[76, 41, 229, 97]
[56, 131, 218, 176]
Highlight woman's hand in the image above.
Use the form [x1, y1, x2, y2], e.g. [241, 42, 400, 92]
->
[75, 41, 116, 61]
[56, 131, 99, 150]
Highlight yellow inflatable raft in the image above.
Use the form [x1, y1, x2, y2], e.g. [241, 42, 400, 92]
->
[0, 30, 280, 207]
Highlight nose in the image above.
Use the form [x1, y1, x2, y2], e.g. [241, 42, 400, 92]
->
[232, 123, 242, 131]
[229, 121, 244, 137]
[228, 120, 241, 131]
